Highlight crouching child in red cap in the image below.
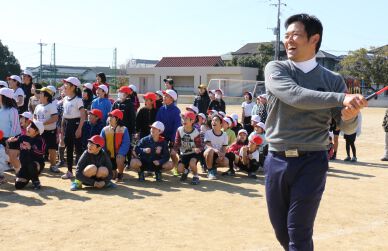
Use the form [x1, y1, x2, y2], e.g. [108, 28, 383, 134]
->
[239, 134, 263, 179]
[70, 135, 115, 191]
[174, 111, 203, 185]
[223, 129, 249, 176]
[131, 121, 173, 181]
[7, 120, 46, 189]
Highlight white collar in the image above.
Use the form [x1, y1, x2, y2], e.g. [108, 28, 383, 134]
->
[291, 57, 318, 73]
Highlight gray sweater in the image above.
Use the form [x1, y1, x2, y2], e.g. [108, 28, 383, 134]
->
[264, 60, 358, 151]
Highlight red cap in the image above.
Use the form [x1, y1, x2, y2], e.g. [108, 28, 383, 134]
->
[119, 86, 132, 94]
[88, 109, 103, 120]
[109, 109, 124, 120]
[182, 111, 196, 120]
[143, 92, 157, 101]
[88, 135, 105, 148]
[250, 135, 263, 145]
[0, 130, 3, 140]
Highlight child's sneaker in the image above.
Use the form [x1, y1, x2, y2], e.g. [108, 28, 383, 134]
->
[116, 173, 124, 182]
[138, 171, 145, 182]
[70, 179, 82, 191]
[191, 176, 200, 185]
[180, 169, 189, 182]
[49, 165, 60, 173]
[351, 157, 357, 162]
[61, 171, 74, 179]
[104, 181, 117, 188]
[344, 156, 351, 161]
[248, 172, 258, 179]
[171, 167, 179, 177]
[155, 171, 162, 182]
[207, 169, 217, 180]
[32, 181, 41, 190]
[222, 169, 235, 176]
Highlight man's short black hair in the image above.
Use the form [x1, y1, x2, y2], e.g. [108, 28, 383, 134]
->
[285, 13, 323, 53]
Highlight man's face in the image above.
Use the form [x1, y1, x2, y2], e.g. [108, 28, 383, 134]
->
[284, 21, 318, 62]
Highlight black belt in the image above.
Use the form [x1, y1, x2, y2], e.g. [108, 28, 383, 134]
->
[270, 150, 313, 158]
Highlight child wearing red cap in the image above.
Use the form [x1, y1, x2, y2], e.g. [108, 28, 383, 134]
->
[239, 134, 263, 179]
[100, 109, 130, 182]
[136, 92, 157, 140]
[223, 129, 249, 176]
[112, 86, 136, 137]
[174, 111, 203, 185]
[82, 109, 105, 150]
[70, 135, 115, 191]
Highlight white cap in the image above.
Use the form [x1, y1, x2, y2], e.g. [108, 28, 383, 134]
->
[231, 113, 239, 122]
[215, 89, 224, 95]
[22, 70, 33, 77]
[163, 89, 177, 101]
[209, 89, 216, 94]
[83, 83, 93, 91]
[47, 85, 56, 94]
[0, 88, 14, 99]
[32, 120, 45, 135]
[251, 115, 261, 123]
[257, 122, 265, 130]
[238, 129, 248, 135]
[218, 111, 226, 118]
[150, 121, 165, 133]
[128, 84, 137, 93]
[20, 112, 33, 120]
[0, 81, 8, 88]
[63, 77, 81, 87]
[8, 75, 22, 83]
[186, 105, 199, 114]
[97, 84, 108, 93]
[155, 90, 163, 96]
[223, 117, 233, 127]
[198, 113, 206, 120]
[259, 94, 267, 99]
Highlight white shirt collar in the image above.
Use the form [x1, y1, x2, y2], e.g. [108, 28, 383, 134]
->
[291, 57, 318, 73]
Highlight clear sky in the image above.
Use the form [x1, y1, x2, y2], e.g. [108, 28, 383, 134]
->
[1, 0, 387, 69]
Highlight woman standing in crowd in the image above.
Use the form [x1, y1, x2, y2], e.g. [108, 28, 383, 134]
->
[61, 77, 85, 179]
[193, 84, 210, 115]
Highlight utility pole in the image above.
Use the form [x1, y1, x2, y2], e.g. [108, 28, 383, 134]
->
[38, 40, 47, 82]
[113, 48, 117, 89]
[271, 0, 286, 60]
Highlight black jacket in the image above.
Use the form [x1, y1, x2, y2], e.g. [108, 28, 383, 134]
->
[136, 106, 157, 139]
[112, 98, 136, 135]
[208, 99, 225, 113]
[193, 92, 210, 114]
[76, 149, 113, 186]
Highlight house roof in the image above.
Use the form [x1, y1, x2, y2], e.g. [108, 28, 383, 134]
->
[27, 65, 122, 76]
[155, 56, 224, 67]
[232, 41, 286, 56]
[316, 50, 338, 59]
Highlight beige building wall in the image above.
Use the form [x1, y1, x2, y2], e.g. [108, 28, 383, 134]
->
[126, 66, 258, 95]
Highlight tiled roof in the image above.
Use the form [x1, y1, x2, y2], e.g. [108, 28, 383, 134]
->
[232, 42, 286, 55]
[155, 56, 224, 67]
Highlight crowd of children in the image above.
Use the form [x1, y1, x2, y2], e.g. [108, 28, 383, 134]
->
[0, 73, 352, 191]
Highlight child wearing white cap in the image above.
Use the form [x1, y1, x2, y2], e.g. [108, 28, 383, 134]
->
[91, 84, 112, 122]
[131, 121, 173, 181]
[61, 77, 86, 179]
[222, 116, 236, 145]
[7, 75, 26, 113]
[7, 120, 46, 189]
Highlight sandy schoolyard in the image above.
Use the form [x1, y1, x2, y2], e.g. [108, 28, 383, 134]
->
[1, 106, 387, 251]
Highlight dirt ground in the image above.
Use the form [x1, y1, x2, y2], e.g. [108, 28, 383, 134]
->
[1, 106, 387, 251]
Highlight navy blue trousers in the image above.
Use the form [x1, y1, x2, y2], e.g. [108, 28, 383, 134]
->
[264, 151, 328, 251]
